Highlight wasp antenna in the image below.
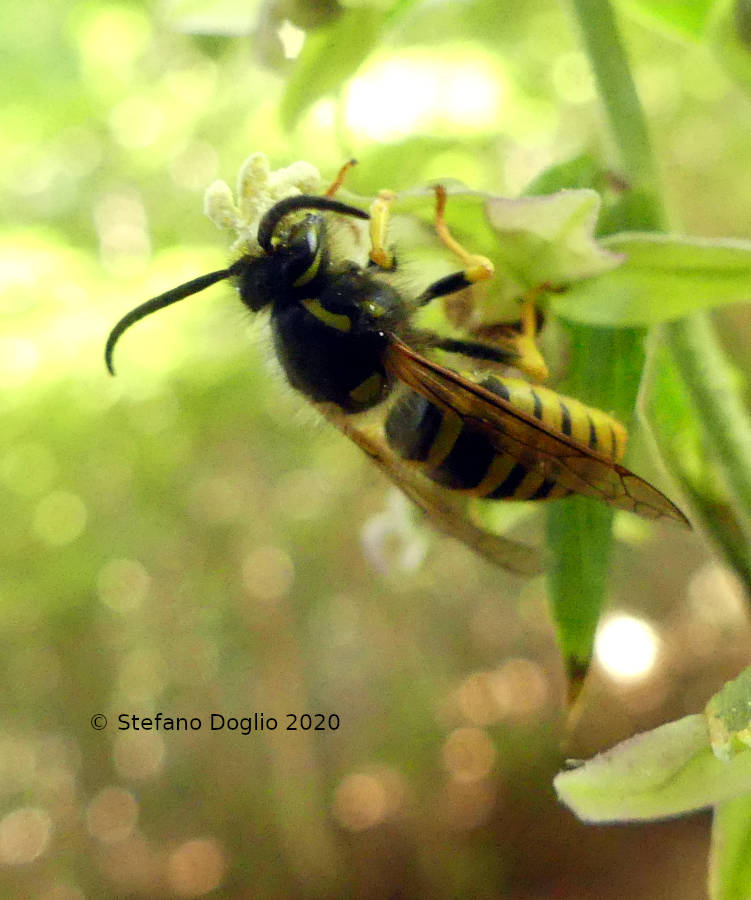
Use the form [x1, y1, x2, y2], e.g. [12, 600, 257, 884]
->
[257, 195, 369, 252]
[105, 267, 236, 375]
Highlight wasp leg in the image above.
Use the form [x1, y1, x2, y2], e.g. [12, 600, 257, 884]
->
[412, 330, 524, 367]
[511, 295, 549, 383]
[324, 158, 357, 197]
[415, 185, 494, 305]
[369, 190, 397, 270]
[433, 185, 494, 284]
[417, 187, 549, 383]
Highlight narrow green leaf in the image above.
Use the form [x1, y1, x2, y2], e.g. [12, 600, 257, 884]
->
[546, 497, 614, 686]
[555, 714, 751, 822]
[280, 6, 382, 131]
[552, 233, 751, 325]
[545, 323, 645, 683]
[710, 794, 751, 900]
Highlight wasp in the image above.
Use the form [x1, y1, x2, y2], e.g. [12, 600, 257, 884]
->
[105, 161, 689, 575]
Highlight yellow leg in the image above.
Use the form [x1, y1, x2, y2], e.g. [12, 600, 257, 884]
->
[513, 295, 549, 383]
[432, 186, 548, 383]
[369, 189, 396, 270]
[324, 158, 357, 197]
[433, 185, 494, 284]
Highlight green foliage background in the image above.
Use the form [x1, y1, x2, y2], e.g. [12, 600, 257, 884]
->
[2, 0, 751, 898]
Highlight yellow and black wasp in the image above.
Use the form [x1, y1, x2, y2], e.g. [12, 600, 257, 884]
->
[105, 162, 689, 575]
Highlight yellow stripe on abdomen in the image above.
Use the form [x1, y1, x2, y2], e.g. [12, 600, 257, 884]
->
[483, 376, 627, 462]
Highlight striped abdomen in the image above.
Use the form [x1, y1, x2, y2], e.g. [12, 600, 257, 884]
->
[384, 374, 627, 502]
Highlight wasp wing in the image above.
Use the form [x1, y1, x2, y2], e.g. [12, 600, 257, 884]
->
[384, 338, 690, 527]
[318, 404, 545, 576]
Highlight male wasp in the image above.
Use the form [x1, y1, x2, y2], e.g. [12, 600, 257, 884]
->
[105, 159, 688, 575]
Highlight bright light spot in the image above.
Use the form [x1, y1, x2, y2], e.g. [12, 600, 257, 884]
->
[0, 807, 52, 864]
[0, 255, 39, 290]
[86, 787, 139, 844]
[272, 468, 329, 522]
[311, 99, 337, 130]
[595, 614, 660, 682]
[188, 476, 244, 525]
[278, 20, 305, 59]
[109, 97, 165, 149]
[333, 773, 389, 831]
[33, 490, 87, 546]
[241, 545, 294, 604]
[444, 67, 501, 125]
[456, 673, 502, 726]
[1, 443, 58, 497]
[457, 659, 550, 724]
[442, 727, 496, 782]
[345, 52, 504, 141]
[75, 7, 151, 76]
[361, 489, 427, 575]
[113, 732, 165, 781]
[347, 60, 436, 140]
[166, 838, 226, 897]
[117, 648, 168, 702]
[93, 191, 151, 273]
[98, 559, 151, 613]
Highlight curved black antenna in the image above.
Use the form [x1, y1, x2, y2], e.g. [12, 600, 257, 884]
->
[257, 195, 369, 252]
[105, 266, 238, 375]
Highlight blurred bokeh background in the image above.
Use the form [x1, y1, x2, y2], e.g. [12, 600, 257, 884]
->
[3, 0, 751, 897]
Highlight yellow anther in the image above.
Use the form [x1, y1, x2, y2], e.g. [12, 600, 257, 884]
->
[369, 190, 396, 270]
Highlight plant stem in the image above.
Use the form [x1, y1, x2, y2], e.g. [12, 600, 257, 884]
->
[569, 0, 662, 228]
[666, 314, 751, 541]
[570, 0, 751, 588]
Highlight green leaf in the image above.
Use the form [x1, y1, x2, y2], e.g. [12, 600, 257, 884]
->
[485, 190, 624, 287]
[618, 0, 716, 40]
[552, 233, 751, 325]
[382, 187, 625, 325]
[164, 0, 264, 35]
[555, 714, 751, 822]
[280, 6, 382, 130]
[710, 794, 751, 900]
[706, 665, 751, 761]
[546, 496, 614, 688]
[352, 135, 469, 194]
[708, 0, 751, 95]
[523, 154, 607, 195]
[545, 324, 646, 687]
[522, 156, 663, 237]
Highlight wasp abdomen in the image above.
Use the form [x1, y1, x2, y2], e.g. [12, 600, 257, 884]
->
[384, 375, 627, 502]
[482, 376, 627, 463]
